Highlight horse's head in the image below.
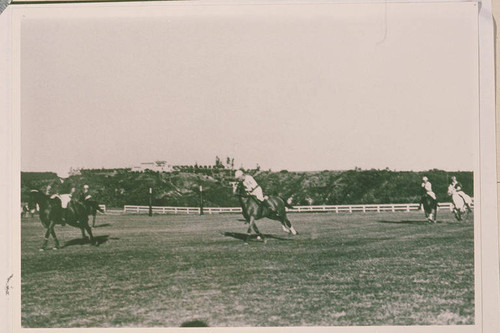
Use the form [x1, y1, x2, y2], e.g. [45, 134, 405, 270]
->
[230, 181, 246, 197]
[28, 189, 41, 204]
[26, 190, 40, 212]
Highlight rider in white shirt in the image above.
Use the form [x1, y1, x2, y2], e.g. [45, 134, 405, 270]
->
[418, 176, 436, 210]
[421, 176, 436, 200]
[235, 170, 276, 214]
[450, 176, 472, 212]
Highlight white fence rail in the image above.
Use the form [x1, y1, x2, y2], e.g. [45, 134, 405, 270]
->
[123, 202, 466, 215]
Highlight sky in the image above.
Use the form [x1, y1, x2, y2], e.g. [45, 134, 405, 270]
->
[20, 2, 478, 176]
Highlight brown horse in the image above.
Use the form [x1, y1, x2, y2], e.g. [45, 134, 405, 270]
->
[28, 190, 96, 250]
[232, 182, 297, 241]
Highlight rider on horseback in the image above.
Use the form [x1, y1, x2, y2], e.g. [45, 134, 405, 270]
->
[234, 170, 278, 215]
[79, 184, 92, 202]
[46, 177, 73, 226]
[450, 176, 472, 212]
[418, 176, 436, 210]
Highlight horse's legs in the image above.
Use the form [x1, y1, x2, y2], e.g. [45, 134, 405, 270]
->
[40, 228, 50, 251]
[92, 214, 96, 227]
[249, 217, 264, 241]
[285, 218, 298, 235]
[426, 210, 434, 223]
[82, 217, 96, 245]
[40, 220, 57, 251]
[49, 228, 60, 249]
[80, 227, 87, 239]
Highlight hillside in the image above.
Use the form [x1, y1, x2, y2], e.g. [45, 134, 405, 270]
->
[21, 168, 473, 208]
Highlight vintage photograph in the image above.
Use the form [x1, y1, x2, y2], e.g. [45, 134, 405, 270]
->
[16, 1, 481, 329]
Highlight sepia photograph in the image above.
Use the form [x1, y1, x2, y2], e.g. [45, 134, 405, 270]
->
[2, 0, 498, 331]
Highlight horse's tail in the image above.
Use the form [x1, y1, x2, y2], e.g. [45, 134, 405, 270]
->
[88, 200, 104, 213]
[95, 202, 105, 213]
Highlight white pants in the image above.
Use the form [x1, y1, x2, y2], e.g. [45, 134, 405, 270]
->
[249, 186, 265, 202]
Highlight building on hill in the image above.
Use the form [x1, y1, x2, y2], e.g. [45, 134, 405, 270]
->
[132, 161, 174, 173]
[68, 167, 81, 176]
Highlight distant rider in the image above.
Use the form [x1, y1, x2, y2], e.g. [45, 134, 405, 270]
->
[79, 184, 92, 202]
[46, 177, 72, 225]
[418, 176, 436, 210]
[450, 176, 472, 212]
[235, 170, 277, 215]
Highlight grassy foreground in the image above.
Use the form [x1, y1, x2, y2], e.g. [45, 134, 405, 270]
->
[21, 211, 474, 327]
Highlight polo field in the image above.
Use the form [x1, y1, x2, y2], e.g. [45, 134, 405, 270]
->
[21, 210, 474, 327]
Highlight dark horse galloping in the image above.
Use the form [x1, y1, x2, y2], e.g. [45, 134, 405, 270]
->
[28, 190, 96, 250]
[421, 194, 438, 223]
[232, 182, 297, 241]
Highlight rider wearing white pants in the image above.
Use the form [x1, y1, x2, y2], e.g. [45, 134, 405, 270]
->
[422, 177, 436, 200]
[451, 176, 472, 211]
[235, 170, 276, 214]
[418, 176, 436, 210]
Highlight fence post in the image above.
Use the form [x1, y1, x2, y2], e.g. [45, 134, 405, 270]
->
[349, 206, 352, 213]
[406, 205, 410, 212]
[199, 185, 204, 215]
[149, 188, 153, 217]
[392, 205, 395, 212]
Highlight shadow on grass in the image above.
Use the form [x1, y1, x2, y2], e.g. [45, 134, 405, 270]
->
[92, 223, 111, 228]
[180, 319, 209, 327]
[62, 235, 117, 247]
[377, 220, 437, 225]
[222, 231, 292, 242]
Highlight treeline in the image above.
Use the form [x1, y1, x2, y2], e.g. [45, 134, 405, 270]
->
[21, 168, 473, 208]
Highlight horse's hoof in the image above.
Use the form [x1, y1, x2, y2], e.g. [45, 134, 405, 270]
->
[256, 236, 263, 241]
[39, 248, 45, 252]
[52, 247, 58, 251]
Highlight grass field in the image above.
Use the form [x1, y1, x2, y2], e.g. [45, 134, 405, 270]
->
[21, 210, 474, 327]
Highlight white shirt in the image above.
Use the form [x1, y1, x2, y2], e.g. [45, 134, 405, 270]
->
[242, 175, 259, 192]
